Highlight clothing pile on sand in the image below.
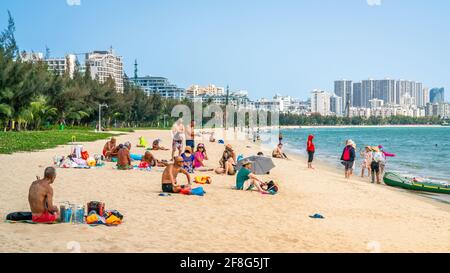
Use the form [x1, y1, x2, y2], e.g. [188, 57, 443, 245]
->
[54, 145, 104, 169]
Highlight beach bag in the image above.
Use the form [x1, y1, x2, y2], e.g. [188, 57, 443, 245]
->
[105, 214, 121, 226]
[342, 147, 351, 161]
[194, 176, 212, 184]
[6, 212, 32, 221]
[265, 181, 279, 194]
[191, 187, 206, 196]
[87, 201, 105, 217]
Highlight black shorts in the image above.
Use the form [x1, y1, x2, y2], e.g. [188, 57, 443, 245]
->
[186, 140, 195, 149]
[162, 184, 174, 193]
[343, 161, 354, 170]
[371, 161, 380, 173]
[307, 151, 315, 163]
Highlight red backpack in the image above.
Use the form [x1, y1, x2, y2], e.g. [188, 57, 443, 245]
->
[343, 147, 351, 161]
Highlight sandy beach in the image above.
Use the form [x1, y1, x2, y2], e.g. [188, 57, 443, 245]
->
[0, 129, 449, 253]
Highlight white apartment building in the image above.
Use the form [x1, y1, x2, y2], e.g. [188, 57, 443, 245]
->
[311, 89, 331, 116]
[85, 49, 124, 92]
[20, 52, 77, 78]
[45, 54, 77, 78]
[330, 94, 343, 116]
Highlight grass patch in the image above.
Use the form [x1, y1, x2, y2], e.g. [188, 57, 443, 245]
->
[0, 130, 119, 154]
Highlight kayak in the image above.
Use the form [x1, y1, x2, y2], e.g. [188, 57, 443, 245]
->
[383, 172, 450, 195]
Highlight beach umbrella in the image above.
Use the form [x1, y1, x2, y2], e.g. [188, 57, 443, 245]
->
[235, 155, 275, 175]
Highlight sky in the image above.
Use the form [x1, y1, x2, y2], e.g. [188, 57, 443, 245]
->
[1, 0, 449, 100]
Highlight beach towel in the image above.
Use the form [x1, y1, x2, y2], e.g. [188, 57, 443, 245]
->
[194, 176, 212, 184]
[130, 154, 143, 161]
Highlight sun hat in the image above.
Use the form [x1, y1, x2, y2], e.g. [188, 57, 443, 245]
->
[184, 146, 192, 153]
[198, 143, 205, 148]
[372, 146, 381, 152]
[241, 159, 253, 166]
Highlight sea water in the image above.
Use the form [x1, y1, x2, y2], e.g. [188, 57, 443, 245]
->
[262, 126, 450, 203]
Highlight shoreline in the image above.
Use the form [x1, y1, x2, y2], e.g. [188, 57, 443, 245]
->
[279, 124, 443, 129]
[1, 129, 449, 252]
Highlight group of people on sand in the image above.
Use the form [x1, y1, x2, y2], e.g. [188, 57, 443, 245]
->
[340, 139, 395, 184]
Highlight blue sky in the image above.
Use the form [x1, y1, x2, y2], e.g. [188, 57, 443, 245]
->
[1, 0, 449, 100]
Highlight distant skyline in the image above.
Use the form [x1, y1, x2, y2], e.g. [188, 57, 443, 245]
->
[1, 0, 449, 101]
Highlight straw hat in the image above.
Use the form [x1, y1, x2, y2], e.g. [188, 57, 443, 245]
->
[241, 159, 253, 166]
[371, 146, 380, 152]
[347, 139, 355, 146]
[184, 146, 192, 153]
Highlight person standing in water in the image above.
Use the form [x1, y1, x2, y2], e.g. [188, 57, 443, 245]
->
[306, 135, 315, 169]
[340, 139, 356, 179]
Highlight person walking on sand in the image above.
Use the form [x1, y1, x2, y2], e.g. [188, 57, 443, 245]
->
[340, 139, 356, 179]
[171, 118, 185, 160]
[161, 156, 192, 193]
[28, 167, 60, 223]
[306, 135, 315, 169]
[360, 146, 373, 178]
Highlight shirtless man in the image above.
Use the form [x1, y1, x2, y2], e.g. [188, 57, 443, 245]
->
[28, 167, 59, 223]
[171, 119, 185, 160]
[150, 139, 169, 151]
[142, 151, 168, 167]
[103, 137, 117, 160]
[161, 156, 191, 193]
[117, 141, 132, 170]
[272, 143, 288, 159]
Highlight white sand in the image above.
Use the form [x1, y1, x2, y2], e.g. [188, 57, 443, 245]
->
[0, 129, 449, 253]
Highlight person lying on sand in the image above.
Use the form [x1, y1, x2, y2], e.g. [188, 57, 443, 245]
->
[235, 159, 268, 194]
[150, 139, 169, 151]
[103, 137, 117, 160]
[28, 167, 60, 223]
[141, 151, 168, 168]
[161, 156, 191, 193]
[272, 143, 288, 159]
[117, 142, 132, 170]
[215, 144, 237, 175]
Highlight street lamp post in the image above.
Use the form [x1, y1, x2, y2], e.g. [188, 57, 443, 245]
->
[98, 103, 108, 132]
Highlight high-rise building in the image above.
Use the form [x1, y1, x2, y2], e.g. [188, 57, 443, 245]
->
[423, 88, 430, 106]
[330, 95, 343, 116]
[373, 79, 396, 104]
[334, 80, 352, 113]
[311, 89, 331, 116]
[361, 79, 375, 108]
[133, 76, 186, 100]
[430, 88, 445, 103]
[85, 48, 124, 92]
[352, 82, 362, 107]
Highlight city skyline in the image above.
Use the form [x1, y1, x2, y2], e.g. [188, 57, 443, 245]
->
[1, 0, 450, 101]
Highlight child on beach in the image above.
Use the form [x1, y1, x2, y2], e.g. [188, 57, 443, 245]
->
[181, 146, 195, 173]
[360, 146, 373, 178]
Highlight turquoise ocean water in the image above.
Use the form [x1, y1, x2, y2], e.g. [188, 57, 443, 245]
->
[267, 127, 450, 181]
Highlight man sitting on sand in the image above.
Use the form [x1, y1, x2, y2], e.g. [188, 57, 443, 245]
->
[235, 159, 268, 194]
[141, 151, 168, 168]
[150, 139, 169, 151]
[161, 156, 191, 193]
[272, 143, 288, 159]
[28, 167, 59, 223]
[117, 142, 132, 170]
[103, 137, 117, 160]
